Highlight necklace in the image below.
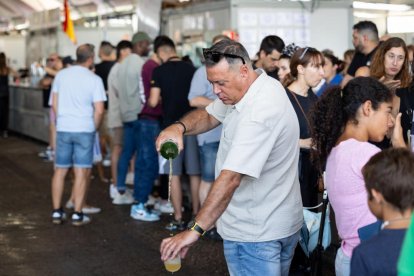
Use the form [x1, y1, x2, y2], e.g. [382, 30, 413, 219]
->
[381, 217, 411, 230]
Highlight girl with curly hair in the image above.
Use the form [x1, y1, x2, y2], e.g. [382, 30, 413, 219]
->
[310, 77, 405, 276]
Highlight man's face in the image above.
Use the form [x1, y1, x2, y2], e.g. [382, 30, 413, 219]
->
[260, 49, 281, 73]
[206, 59, 244, 105]
[134, 40, 150, 56]
[352, 30, 364, 52]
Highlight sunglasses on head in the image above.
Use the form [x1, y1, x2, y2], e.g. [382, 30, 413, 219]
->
[202, 48, 245, 64]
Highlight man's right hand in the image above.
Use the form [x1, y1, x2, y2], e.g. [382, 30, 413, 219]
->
[155, 123, 185, 153]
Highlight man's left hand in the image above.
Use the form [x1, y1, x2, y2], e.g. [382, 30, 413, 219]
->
[160, 230, 200, 261]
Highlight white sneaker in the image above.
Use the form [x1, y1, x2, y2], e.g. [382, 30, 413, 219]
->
[66, 200, 101, 214]
[112, 190, 134, 205]
[158, 202, 174, 214]
[126, 172, 134, 184]
[109, 184, 117, 199]
[102, 159, 111, 167]
[130, 203, 160, 222]
[82, 206, 101, 214]
[65, 200, 74, 209]
[146, 195, 159, 206]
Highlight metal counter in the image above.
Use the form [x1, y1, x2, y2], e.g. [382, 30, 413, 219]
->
[9, 84, 49, 143]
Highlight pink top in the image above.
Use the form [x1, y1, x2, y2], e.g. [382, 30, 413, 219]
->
[326, 138, 379, 257]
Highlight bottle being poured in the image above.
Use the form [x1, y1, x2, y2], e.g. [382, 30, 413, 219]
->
[160, 139, 181, 273]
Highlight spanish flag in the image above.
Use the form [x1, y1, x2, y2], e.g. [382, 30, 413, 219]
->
[63, 0, 76, 44]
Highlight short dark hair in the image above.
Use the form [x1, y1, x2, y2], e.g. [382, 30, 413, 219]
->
[259, 35, 285, 55]
[116, 40, 132, 60]
[362, 148, 414, 212]
[76, 44, 95, 63]
[99, 40, 114, 57]
[353, 21, 379, 42]
[153, 35, 175, 53]
[204, 39, 251, 68]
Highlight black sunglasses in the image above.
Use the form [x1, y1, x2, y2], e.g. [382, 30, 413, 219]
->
[202, 48, 245, 64]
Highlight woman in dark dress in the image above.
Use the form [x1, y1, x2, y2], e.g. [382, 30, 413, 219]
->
[284, 47, 325, 208]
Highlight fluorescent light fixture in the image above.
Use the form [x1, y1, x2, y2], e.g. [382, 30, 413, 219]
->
[353, 11, 383, 19]
[388, 15, 414, 33]
[353, 1, 411, 12]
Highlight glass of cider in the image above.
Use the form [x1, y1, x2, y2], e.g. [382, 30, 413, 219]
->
[164, 255, 181, 273]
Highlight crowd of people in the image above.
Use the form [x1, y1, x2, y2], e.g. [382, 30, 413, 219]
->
[2, 18, 414, 275]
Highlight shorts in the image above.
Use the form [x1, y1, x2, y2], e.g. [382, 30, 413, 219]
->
[109, 127, 123, 146]
[160, 135, 200, 176]
[199, 141, 219, 182]
[55, 131, 95, 168]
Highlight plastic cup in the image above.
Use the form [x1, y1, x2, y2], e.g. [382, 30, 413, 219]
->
[164, 255, 181, 273]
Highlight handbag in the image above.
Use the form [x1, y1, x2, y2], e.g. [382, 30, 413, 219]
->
[299, 190, 331, 257]
[93, 132, 102, 163]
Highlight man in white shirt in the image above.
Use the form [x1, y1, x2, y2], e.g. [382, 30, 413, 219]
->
[51, 44, 106, 226]
[159, 39, 303, 275]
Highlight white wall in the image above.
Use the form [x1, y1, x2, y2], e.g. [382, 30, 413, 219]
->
[57, 26, 134, 61]
[0, 35, 26, 69]
[310, 8, 351, 57]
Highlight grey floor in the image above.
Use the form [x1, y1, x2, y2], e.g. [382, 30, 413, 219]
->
[0, 134, 336, 276]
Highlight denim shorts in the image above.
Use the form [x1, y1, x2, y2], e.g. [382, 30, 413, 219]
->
[223, 231, 300, 276]
[55, 131, 95, 168]
[199, 141, 219, 182]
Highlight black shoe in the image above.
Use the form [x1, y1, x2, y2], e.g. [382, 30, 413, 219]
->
[166, 219, 186, 231]
[51, 208, 66, 224]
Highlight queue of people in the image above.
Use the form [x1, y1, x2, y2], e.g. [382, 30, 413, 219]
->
[0, 18, 410, 275]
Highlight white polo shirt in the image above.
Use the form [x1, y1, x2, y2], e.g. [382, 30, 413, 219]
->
[206, 70, 303, 242]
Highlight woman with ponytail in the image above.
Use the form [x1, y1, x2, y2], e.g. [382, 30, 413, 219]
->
[285, 47, 324, 208]
[310, 77, 405, 276]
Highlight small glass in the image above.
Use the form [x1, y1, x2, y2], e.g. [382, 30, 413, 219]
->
[164, 255, 181, 273]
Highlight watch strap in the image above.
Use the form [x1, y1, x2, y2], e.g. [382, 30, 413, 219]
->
[189, 222, 206, 236]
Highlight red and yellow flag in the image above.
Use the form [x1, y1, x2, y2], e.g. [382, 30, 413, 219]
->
[63, 0, 76, 44]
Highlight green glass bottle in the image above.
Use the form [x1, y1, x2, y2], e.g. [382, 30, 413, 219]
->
[160, 140, 179, 160]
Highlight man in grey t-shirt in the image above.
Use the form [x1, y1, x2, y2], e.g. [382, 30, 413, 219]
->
[159, 39, 302, 275]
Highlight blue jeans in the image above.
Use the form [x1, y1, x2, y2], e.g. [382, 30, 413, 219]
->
[134, 119, 160, 203]
[55, 131, 95, 168]
[223, 231, 299, 276]
[117, 120, 140, 192]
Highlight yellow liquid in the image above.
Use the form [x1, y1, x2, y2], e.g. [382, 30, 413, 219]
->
[165, 262, 181, 272]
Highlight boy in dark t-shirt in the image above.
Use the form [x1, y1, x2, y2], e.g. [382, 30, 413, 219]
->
[148, 36, 200, 230]
[350, 148, 414, 276]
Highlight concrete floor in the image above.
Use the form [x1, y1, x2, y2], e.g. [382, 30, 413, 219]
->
[0, 135, 228, 276]
[0, 135, 336, 276]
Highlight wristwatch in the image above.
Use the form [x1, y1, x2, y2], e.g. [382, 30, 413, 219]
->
[188, 221, 206, 236]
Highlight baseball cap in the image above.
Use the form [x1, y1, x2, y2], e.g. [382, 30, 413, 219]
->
[131, 31, 152, 45]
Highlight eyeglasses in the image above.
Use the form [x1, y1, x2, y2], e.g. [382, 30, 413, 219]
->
[202, 48, 245, 64]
